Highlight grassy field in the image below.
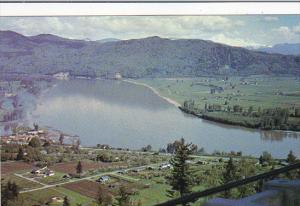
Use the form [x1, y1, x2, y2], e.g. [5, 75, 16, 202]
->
[137, 76, 300, 109]
[1, 174, 43, 191]
[20, 187, 95, 206]
[136, 76, 300, 130]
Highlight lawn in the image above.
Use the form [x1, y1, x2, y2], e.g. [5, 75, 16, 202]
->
[54, 187, 94, 205]
[20, 187, 95, 206]
[20, 188, 64, 206]
[35, 171, 68, 185]
[1, 174, 43, 191]
[131, 177, 171, 205]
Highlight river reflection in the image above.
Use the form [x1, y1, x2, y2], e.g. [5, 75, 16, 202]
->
[260, 130, 300, 142]
[27, 79, 300, 158]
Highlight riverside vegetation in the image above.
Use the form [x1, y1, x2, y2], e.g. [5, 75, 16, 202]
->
[137, 75, 300, 131]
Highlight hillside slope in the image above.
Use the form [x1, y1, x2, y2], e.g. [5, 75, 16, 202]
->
[1, 31, 299, 77]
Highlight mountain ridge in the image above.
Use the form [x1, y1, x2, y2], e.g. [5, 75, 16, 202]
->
[1, 30, 299, 77]
[254, 43, 300, 55]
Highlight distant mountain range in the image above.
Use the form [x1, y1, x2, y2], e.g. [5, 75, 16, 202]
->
[253, 43, 300, 55]
[96, 38, 120, 43]
[1, 30, 299, 77]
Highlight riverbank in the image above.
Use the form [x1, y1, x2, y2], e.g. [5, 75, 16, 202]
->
[122, 79, 181, 107]
[132, 78, 300, 132]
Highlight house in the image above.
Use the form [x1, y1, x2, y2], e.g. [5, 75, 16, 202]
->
[196, 160, 208, 165]
[44, 169, 55, 177]
[115, 72, 122, 80]
[53, 72, 70, 80]
[31, 166, 55, 177]
[159, 163, 172, 170]
[117, 170, 126, 175]
[96, 175, 110, 183]
[63, 174, 71, 179]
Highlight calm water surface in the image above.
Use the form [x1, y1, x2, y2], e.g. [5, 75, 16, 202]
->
[31, 79, 300, 158]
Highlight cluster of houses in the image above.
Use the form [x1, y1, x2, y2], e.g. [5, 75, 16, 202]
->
[1, 129, 48, 145]
[52, 71, 122, 81]
[94, 163, 173, 184]
[31, 166, 55, 177]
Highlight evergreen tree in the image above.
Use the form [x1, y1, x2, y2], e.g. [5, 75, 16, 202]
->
[222, 157, 237, 198]
[63, 196, 70, 206]
[287, 150, 297, 164]
[286, 150, 298, 179]
[76, 161, 83, 175]
[16, 147, 24, 161]
[33, 123, 39, 131]
[1, 181, 19, 206]
[167, 138, 197, 205]
[59, 134, 64, 145]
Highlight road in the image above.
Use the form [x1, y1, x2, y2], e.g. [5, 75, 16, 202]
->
[16, 162, 162, 194]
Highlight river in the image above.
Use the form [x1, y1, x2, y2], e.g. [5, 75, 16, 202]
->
[29, 79, 300, 158]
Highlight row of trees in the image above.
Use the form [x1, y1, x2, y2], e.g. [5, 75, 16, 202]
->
[182, 98, 299, 130]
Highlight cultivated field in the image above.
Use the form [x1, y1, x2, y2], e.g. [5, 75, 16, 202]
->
[1, 161, 33, 175]
[63, 180, 101, 199]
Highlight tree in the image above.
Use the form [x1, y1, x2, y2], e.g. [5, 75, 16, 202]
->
[63, 196, 70, 206]
[286, 150, 298, 179]
[141, 145, 152, 152]
[167, 138, 197, 205]
[43, 141, 51, 147]
[259, 151, 272, 165]
[295, 108, 300, 117]
[116, 185, 130, 206]
[59, 134, 64, 145]
[96, 153, 111, 162]
[287, 150, 297, 164]
[28, 137, 41, 148]
[222, 157, 237, 198]
[248, 106, 254, 115]
[96, 185, 113, 206]
[237, 158, 256, 198]
[16, 147, 24, 161]
[23, 146, 43, 162]
[233, 105, 242, 113]
[1, 181, 19, 206]
[33, 123, 39, 131]
[76, 161, 83, 175]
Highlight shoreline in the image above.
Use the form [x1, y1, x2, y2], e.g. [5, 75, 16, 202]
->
[123, 79, 300, 133]
[122, 79, 181, 108]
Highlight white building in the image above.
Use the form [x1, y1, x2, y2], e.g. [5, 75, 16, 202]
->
[115, 72, 122, 80]
[53, 72, 70, 80]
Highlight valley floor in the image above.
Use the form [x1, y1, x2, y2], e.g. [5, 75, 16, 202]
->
[134, 75, 300, 131]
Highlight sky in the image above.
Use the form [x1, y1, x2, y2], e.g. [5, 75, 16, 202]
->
[0, 15, 299, 48]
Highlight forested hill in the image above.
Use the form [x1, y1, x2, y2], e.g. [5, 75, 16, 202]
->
[1, 30, 300, 77]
